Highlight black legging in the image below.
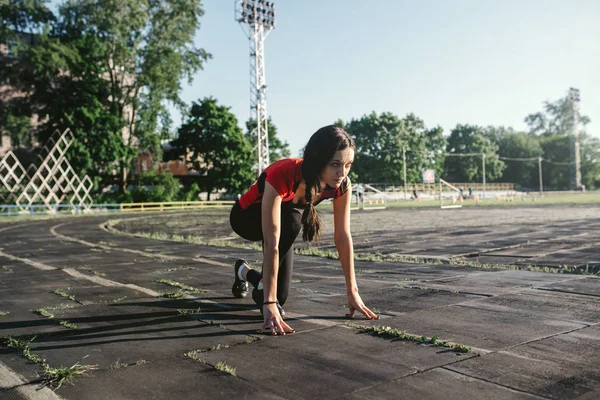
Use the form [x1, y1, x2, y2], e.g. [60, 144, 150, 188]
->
[229, 201, 302, 306]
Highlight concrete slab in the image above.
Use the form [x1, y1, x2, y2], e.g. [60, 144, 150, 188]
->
[56, 357, 280, 400]
[536, 276, 600, 297]
[2, 206, 600, 398]
[341, 367, 547, 399]
[447, 325, 600, 399]
[200, 325, 477, 400]
[368, 300, 586, 352]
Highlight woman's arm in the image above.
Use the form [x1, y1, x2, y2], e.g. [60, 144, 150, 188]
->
[261, 182, 295, 334]
[333, 179, 379, 320]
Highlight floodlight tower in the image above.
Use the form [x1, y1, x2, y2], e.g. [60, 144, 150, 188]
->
[235, 0, 276, 175]
[569, 88, 582, 189]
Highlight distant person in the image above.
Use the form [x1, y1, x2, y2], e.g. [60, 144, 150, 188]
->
[412, 189, 418, 200]
[468, 187, 473, 198]
[229, 125, 378, 335]
[356, 183, 364, 204]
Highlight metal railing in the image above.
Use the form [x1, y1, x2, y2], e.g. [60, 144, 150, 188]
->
[0, 200, 235, 217]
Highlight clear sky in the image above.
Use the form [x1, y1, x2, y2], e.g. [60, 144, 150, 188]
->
[52, 0, 600, 156]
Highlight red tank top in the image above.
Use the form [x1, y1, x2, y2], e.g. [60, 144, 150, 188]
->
[238, 158, 349, 209]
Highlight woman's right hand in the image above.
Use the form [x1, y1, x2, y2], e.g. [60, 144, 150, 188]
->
[263, 304, 295, 335]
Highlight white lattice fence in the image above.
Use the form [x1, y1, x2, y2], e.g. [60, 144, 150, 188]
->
[0, 129, 94, 212]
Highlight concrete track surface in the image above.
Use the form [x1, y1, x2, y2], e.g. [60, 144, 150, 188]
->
[1, 205, 599, 400]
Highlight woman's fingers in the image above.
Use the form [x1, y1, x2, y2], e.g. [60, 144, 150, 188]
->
[359, 306, 380, 320]
[263, 316, 295, 336]
[347, 301, 379, 320]
[346, 305, 356, 318]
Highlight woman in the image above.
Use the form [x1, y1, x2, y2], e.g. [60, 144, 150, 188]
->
[229, 125, 378, 336]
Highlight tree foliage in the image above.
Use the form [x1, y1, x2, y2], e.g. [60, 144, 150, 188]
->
[339, 112, 446, 184]
[484, 126, 542, 189]
[444, 124, 505, 182]
[524, 94, 598, 189]
[175, 97, 255, 199]
[1, 0, 211, 192]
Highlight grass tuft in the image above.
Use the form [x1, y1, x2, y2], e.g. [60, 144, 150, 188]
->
[215, 361, 237, 376]
[348, 324, 471, 353]
[156, 279, 205, 294]
[160, 291, 186, 299]
[110, 359, 128, 369]
[59, 320, 78, 330]
[52, 289, 80, 303]
[177, 307, 202, 316]
[42, 358, 97, 390]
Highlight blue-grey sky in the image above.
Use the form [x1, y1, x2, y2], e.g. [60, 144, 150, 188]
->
[53, 0, 600, 155]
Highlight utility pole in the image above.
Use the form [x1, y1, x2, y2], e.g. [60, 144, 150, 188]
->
[403, 147, 407, 199]
[482, 153, 486, 199]
[235, 0, 276, 176]
[569, 88, 582, 189]
[538, 156, 543, 194]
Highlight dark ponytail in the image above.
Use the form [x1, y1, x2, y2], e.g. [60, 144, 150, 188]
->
[301, 125, 355, 242]
[301, 179, 322, 242]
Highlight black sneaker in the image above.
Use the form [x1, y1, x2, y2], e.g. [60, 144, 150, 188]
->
[232, 259, 249, 298]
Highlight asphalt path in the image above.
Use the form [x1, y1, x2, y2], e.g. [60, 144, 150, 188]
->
[1, 205, 599, 399]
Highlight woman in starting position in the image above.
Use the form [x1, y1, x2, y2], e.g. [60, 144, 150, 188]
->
[229, 125, 378, 335]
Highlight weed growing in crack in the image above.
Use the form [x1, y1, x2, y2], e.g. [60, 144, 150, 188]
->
[4, 336, 47, 366]
[110, 359, 128, 369]
[52, 289, 79, 303]
[348, 323, 471, 353]
[156, 279, 205, 294]
[177, 308, 202, 316]
[162, 266, 196, 272]
[184, 350, 206, 363]
[160, 291, 186, 299]
[135, 359, 148, 365]
[59, 320, 78, 330]
[42, 357, 97, 390]
[245, 335, 259, 344]
[111, 296, 127, 303]
[35, 308, 55, 318]
[215, 361, 237, 376]
[0, 311, 9, 316]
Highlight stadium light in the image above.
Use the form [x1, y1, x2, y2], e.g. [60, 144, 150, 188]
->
[568, 88, 581, 189]
[235, 0, 276, 176]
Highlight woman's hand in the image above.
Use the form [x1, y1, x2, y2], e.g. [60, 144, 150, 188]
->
[263, 304, 295, 335]
[346, 291, 379, 320]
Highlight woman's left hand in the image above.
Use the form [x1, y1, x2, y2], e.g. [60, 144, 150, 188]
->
[346, 291, 379, 320]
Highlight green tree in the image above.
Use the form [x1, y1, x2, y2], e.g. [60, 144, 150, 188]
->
[245, 117, 291, 164]
[538, 135, 571, 190]
[0, 0, 54, 143]
[445, 124, 505, 182]
[175, 98, 254, 199]
[2, 0, 211, 193]
[525, 94, 598, 189]
[580, 134, 600, 189]
[341, 112, 446, 184]
[484, 126, 542, 189]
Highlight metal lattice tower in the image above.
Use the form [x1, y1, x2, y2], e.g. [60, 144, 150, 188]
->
[235, 0, 276, 175]
[569, 88, 582, 189]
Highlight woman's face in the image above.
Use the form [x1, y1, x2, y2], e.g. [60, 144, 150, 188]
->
[320, 147, 355, 188]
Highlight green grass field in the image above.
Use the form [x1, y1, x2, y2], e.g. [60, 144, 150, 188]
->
[373, 192, 600, 209]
